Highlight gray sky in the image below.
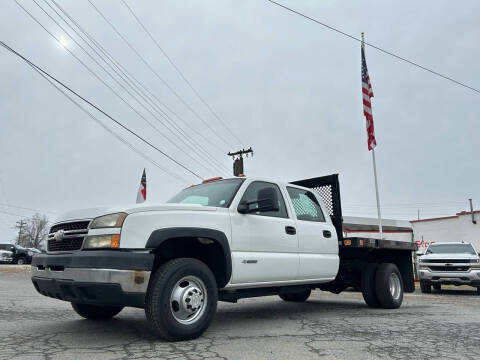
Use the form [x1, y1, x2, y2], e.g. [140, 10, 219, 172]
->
[1, 0, 479, 242]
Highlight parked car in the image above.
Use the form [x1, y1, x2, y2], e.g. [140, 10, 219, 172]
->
[31, 174, 416, 341]
[0, 249, 13, 263]
[0, 244, 34, 264]
[418, 242, 480, 294]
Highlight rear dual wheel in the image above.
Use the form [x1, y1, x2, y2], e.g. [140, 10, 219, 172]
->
[361, 263, 403, 309]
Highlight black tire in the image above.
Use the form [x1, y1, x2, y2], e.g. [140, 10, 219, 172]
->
[361, 263, 380, 308]
[279, 289, 311, 302]
[16, 256, 27, 265]
[71, 303, 123, 320]
[145, 258, 218, 341]
[476, 287, 480, 295]
[420, 280, 431, 293]
[433, 283, 441, 291]
[375, 263, 404, 309]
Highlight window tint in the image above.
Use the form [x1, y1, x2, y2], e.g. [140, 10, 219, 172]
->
[240, 181, 288, 218]
[287, 187, 325, 222]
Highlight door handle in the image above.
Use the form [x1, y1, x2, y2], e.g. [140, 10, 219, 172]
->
[285, 226, 296, 235]
[323, 230, 332, 238]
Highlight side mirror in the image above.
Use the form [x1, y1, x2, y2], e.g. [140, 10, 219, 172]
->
[238, 187, 279, 214]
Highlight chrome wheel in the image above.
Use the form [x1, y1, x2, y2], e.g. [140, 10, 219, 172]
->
[389, 272, 402, 300]
[170, 276, 207, 324]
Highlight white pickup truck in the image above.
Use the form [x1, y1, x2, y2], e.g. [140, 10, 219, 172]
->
[418, 242, 480, 294]
[32, 174, 416, 341]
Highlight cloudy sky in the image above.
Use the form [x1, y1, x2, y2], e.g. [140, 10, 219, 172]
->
[1, 0, 479, 242]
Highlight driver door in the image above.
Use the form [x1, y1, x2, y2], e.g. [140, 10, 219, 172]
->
[229, 181, 299, 284]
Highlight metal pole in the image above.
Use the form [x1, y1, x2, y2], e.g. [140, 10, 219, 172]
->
[371, 148, 383, 239]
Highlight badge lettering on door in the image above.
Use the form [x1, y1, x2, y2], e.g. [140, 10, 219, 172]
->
[242, 260, 258, 264]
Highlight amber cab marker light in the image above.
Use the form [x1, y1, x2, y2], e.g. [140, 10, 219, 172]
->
[111, 234, 120, 248]
[344, 240, 352, 246]
[359, 240, 364, 246]
[202, 176, 223, 184]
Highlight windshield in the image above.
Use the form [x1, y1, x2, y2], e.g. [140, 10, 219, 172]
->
[168, 179, 244, 208]
[426, 244, 476, 255]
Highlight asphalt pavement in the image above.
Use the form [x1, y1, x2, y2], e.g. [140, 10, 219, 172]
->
[1, 268, 479, 360]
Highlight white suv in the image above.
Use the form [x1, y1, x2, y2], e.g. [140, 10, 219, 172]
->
[418, 242, 480, 294]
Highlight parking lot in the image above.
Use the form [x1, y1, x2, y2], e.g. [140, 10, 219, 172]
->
[1, 267, 479, 360]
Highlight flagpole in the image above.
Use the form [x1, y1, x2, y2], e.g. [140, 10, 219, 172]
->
[362, 32, 383, 239]
[371, 147, 383, 239]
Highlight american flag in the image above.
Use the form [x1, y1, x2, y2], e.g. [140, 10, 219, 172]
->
[136, 169, 146, 203]
[361, 42, 376, 151]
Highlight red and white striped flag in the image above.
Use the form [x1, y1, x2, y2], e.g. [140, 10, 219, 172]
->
[136, 169, 146, 203]
[361, 41, 376, 150]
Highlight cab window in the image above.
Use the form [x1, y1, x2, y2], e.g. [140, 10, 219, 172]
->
[287, 187, 325, 222]
[239, 181, 288, 218]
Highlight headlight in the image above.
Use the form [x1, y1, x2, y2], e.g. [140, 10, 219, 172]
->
[470, 259, 480, 264]
[83, 234, 120, 249]
[90, 213, 127, 229]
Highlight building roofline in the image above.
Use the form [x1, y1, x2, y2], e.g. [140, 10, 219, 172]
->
[411, 210, 480, 223]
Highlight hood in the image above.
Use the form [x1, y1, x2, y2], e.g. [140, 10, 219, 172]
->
[55, 203, 218, 223]
[419, 253, 479, 261]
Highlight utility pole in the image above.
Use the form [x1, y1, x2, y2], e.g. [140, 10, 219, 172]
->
[469, 198, 476, 224]
[16, 219, 26, 246]
[227, 147, 253, 176]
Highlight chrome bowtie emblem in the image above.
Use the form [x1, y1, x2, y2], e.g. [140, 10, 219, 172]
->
[54, 230, 65, 241]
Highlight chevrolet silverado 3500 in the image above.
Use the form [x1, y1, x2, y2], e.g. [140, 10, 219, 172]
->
[32, 174, 416, 341]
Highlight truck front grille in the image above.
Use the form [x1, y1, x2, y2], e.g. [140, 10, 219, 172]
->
[48, 237, 84, 252]
[426, 259, 470, 264]
[50, 221, 90, 234]
[47, 220, 90, 252]
[428, 266, 470, 272]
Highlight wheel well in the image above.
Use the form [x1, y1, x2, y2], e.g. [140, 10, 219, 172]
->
[151, 237, 229, 288]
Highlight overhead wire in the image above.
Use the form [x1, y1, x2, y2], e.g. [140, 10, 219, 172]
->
[21, 0, 223, 178]
[121, 0, 245, 147]
[266, 0, 480, 95]
[0, 39, 202, 180]
[87, 0, 236, 150]
[46, 0, 231, 176]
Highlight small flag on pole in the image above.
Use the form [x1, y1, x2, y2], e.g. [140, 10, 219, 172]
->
[361, 40, 376, 150]
[136, 169, 146, 204]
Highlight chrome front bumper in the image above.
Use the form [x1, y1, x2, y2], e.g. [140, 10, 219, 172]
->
[418, 268, 480, 284]
[31, 266, 151, 293]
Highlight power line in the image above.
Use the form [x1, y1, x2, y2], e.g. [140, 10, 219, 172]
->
[37, 0, 228, 177]
[46, 0, 230, 176]
[0, 40, 203, 180]
[121, 0, 245, 147]
[266, 0, 480, 95]
[0, 203, 58, 215]
[87, 0, 235, 150]
[21, 0, 221, 178]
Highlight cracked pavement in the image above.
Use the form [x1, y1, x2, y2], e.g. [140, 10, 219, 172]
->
[1, 271, 480, 359]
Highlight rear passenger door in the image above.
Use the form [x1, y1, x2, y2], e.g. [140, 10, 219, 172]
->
[286, 186, 339, 280]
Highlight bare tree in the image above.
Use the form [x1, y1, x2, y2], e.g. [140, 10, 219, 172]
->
[14, 213, 49, 249]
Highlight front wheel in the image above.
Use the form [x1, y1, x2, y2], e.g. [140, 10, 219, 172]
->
[145, 258, 218, 341]
[16, 257, 27, 265]
[375, 263, 404, 309]
[279, 289, 311, 302]
[71, 303, 123, 320]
